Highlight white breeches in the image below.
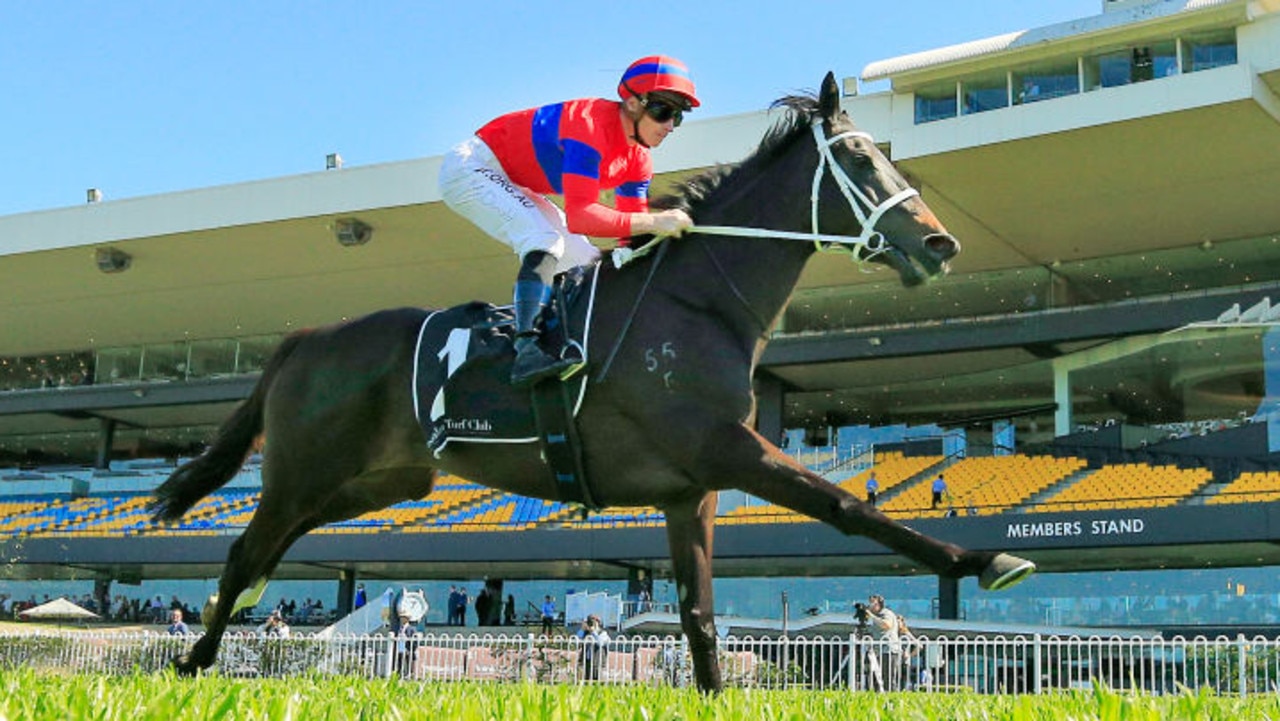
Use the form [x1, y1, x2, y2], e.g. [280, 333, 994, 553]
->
[438, 136, 601, 273]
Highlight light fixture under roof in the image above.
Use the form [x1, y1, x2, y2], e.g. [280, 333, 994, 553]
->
[334, 218, 373, 246]
[95, 247, 131, 274]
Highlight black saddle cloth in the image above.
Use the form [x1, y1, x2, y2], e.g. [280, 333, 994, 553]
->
[413, 267, 596, 454]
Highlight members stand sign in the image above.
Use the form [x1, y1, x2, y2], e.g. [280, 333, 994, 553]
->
[1006, 517, 1146, 539]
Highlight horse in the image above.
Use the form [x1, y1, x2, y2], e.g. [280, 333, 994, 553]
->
[149, 72, 1035, 693]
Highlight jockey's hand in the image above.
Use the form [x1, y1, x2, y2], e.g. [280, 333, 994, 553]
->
[650, 209, 693, 237]
[611, 246, 635, 268]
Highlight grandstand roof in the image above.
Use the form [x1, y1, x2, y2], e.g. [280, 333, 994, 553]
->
[861, 0, 1255, 83]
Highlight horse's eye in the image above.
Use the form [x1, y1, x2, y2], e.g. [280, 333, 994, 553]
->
[844, 150, 873, 169]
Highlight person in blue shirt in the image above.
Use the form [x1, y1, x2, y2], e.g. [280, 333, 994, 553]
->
[166, 608, 190, 635]
[541, 595, 557, 636]
[931, 475, 948, 509]
[866, 471, 880, 506]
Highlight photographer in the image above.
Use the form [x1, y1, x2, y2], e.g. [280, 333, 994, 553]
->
[575, 614, 610, 682]
[864, 594, 903, 691]
[257, 609, 290, 638]
[852, 600, 881, 691]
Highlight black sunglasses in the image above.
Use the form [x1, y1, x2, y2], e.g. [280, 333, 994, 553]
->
[643, 99, 684, 127]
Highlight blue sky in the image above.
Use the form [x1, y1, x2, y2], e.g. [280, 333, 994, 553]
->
[0, 2, 1100, 217]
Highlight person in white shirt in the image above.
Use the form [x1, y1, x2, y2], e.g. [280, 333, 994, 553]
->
[866, 594, 902, 691]
[576, 614, 611, 682]
[258, 609, 290, 638]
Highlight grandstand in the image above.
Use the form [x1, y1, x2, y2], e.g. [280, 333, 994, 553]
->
[0, 449, 1261, 539]
[1206, 471, 1280, 505]
[4, 0, 1280, 630]
[1032, 462, 1214, 513]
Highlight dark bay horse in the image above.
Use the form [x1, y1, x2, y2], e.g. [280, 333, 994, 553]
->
[150, 72, 1034, 692]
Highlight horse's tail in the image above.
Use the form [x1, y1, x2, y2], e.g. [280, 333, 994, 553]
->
[148, 331, 309, 523]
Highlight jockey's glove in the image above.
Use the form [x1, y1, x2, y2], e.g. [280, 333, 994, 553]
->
[611, 246, 635, 268]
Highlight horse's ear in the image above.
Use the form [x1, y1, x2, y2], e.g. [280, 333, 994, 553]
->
[819, 71, 841, 119]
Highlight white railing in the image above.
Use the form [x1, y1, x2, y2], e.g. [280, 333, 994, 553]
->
[1, 630, 1277, 695]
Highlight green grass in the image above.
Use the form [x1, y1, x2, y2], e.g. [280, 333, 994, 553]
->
[0, 669, 1278, 721]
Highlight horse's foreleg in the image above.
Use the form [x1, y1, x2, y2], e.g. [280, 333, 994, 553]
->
[663, 493, 723, 694]
[690, 422, 1033, 588]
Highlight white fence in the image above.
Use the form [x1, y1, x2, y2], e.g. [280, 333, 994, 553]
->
[2, 630, 1278, 695]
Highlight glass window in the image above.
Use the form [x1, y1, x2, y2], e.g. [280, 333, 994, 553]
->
[962, 72, 1008, 115]
[141, 342, 187, 382]
[914, 84, 957, 124]
[236, 335, 282, 374]
[0, 352, 93, 390]
[1085, 41, 1177, 91]
[1150, 40, 1178, 78]
[1086, 49, 1133, 90]
[1013, 60, 1079, 104]
[186, 339, 238, 379]
[1184, 29, 1237, 72]
[96, 347, 143, 384]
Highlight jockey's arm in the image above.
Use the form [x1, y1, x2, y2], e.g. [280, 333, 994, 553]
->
[629, 209, 693, 239]
[563, 193, 692, 246]
[561, 157, 692, 244]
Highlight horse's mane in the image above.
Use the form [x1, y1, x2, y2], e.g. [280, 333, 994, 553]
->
[635, 93, 820, 247]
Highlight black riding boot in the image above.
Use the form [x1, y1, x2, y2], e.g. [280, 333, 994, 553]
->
[510, 278, 584, 387]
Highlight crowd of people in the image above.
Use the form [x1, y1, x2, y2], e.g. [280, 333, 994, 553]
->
[0, 591, 198, 625]
[445, 585, 523, 627]
[260, 596, 331, 625]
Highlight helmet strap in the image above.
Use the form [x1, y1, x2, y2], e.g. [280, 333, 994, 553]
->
[622, 94, 651, 148]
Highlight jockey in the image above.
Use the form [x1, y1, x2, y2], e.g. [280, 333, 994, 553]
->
[439, 55, 698, 387]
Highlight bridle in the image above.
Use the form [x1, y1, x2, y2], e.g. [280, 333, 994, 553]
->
[600, 118, 923, 377]
[664, 120, 920, 265]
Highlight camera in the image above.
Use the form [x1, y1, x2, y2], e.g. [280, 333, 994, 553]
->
[853, 602, 869, 621]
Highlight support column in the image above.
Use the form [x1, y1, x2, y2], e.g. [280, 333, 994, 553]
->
[1053, 362, 1072, 438]
[937, 576, 959, 620]
[95, 418, 117, 470]
[336, 570, 356, 617]
[94, 578, 112, 619]
[753, 372, 785, 447]
[1260, 328, 1280, 452]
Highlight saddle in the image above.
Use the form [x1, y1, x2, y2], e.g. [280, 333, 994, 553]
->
[412, 265, 601, 507]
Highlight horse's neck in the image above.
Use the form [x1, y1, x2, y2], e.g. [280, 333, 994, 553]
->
[690, 161, 817, 335]
[693, 234, 812, 336]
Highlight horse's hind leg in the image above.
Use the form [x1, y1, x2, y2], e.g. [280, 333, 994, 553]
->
[174, 466, 435, 675]
[175, 504, 313, 674]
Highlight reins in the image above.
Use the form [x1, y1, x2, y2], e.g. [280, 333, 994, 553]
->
[696, 236, 771, 334]
[625, 120, 919, 268]
[593, 238, 671, 384]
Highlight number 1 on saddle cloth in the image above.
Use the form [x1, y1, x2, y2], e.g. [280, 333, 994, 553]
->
[421, 268, 591, 456]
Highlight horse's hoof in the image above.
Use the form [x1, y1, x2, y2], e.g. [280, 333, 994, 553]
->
[979, 553, 1035, 591]
[172, 655, 200, 677]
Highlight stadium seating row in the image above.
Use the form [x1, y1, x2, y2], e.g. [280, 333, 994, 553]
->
[0, 455, 1275, 537]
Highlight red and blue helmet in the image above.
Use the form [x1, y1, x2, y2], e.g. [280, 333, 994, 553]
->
[618, 55, 700, 108]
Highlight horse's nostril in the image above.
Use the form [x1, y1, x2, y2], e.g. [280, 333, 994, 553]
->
[925, 234, 960, 261]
